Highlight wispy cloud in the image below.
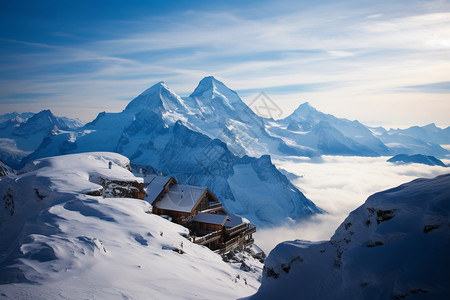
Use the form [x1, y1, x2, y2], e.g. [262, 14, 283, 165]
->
[401, 81, 450, 93]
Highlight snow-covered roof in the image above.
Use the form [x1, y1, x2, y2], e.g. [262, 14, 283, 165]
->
[144, 175, 172, 204]
[155, 184, 206, 213]
[225, 214, 249, 228]
[192, 213, 229, 226]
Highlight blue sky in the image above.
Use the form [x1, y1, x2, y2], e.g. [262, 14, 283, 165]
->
[1, 0, 449, 128]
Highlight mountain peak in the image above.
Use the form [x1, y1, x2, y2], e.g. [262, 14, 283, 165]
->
[423, 123, 437, 129]
[190, 76, 218, 97]
[298, 101, 314, 110]
[12, 109, 69, 136]
[140, 81, 168, 97]
[125, 81, 185, 113]
[30, 109, 58, 121]
[291, 102, 319, 117]
[190, 76, 237, 98]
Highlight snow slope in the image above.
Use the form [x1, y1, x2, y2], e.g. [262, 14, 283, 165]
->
[252, 173, 450, 299]
[0, 152, 262, 299]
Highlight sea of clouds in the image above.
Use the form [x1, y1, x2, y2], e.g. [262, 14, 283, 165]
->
[254, 156, 450, 254]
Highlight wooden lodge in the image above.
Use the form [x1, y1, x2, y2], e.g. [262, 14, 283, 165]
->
[144, 175, 256, 253]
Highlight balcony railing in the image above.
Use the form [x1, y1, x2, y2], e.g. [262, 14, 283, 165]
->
[226, 223, 256, 236]
[225, 223, 248, 236]
[193, 230, 222, 245]
[245, 224, 256, 235]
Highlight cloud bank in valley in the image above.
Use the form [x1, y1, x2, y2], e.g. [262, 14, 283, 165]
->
[254, 156, 450, 253]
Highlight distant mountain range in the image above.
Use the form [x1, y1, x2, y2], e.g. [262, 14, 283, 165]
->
[0, 76, 449, 225]
[0, 110, 84, 169]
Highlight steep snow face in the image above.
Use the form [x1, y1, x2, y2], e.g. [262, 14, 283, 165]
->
[0, 152, 262, 299]
[227, 155, 319, 224]
[181, 76, 297, 157]
[57, 116, 85, 129]
[253, 174, 450, 299]
[388, 154, 447, 167]
[190, 76, 243, 107]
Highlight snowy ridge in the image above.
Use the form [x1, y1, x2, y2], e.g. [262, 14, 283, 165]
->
[253, 173, 450, 299]
[0, 152, 262, 299]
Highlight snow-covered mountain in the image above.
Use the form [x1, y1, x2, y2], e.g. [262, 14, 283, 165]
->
[1, 77, 448, 224]
[388, 123, 450, 146]
[20, 84, 320, 226]
[2, 78, 449, 168]
[252, 173, 450, 299]
[0, 152, 262, 299]
[370, 124, 450, 158]
[0, 110, 72, 169]
[122, 77, 300, 157]
[388, 154, 447, 167]
[0, 112, 34, 124]
[266, 102, 391, 156]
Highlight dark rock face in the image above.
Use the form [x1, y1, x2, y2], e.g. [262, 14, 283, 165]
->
[101, 178, 144, 199]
